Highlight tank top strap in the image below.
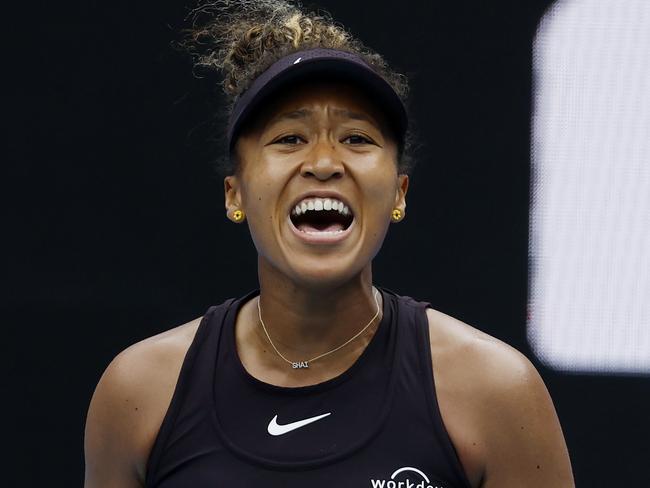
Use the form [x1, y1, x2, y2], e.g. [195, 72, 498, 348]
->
[392, 292, 473, 488]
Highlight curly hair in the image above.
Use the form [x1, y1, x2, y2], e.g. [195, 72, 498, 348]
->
[181, 0, 416, 174]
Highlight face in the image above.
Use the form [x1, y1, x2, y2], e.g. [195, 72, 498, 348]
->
[224, 80, 408, 289]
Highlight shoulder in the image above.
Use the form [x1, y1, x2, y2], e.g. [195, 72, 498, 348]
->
[425, 307, 539, 398]
[424, 307, 574, 487]
[84, 317, 202, 487]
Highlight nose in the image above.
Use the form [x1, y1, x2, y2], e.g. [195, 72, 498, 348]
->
[300, 139, 344, 181]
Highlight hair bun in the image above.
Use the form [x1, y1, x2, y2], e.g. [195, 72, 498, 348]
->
[182, 0, 407, 103]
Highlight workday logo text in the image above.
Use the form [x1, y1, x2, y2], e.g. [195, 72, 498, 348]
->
[370, 466, 445, 488]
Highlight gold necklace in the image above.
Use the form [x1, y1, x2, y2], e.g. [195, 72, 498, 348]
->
[256, 288, 381, 369]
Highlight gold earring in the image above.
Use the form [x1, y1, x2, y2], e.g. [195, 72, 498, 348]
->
[391, 208, 403, 222]
[232, 209, 245, 222]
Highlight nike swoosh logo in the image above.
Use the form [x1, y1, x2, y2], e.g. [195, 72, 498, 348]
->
[267, 412, 332, 436]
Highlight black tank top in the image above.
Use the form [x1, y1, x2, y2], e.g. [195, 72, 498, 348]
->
[145, 288, 472, 488]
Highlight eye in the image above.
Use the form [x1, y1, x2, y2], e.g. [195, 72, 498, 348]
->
[342, 134, 374, 145]
[273, 134, 306, 145]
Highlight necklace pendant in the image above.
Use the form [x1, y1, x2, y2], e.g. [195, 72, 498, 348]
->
[292, 361, 309, 369]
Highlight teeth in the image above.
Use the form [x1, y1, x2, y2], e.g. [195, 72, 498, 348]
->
[290, 197, 353, 218]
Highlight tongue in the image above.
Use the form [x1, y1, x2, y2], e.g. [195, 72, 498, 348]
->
[297, 221, 345, 233]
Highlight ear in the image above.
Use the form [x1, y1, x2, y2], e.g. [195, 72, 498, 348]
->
[393, 174, 409, 214]
[224, 175, 243, 221]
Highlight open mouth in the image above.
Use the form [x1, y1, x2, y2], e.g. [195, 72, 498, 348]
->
[289, 197, 354, 235]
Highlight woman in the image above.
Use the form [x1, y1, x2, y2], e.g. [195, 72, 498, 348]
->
[84, 1, 575, 487]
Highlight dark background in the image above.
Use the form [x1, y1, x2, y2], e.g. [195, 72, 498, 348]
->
[5, 0, 649, 486]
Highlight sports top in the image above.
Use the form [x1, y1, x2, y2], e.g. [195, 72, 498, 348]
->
[145, 288, 473, 488]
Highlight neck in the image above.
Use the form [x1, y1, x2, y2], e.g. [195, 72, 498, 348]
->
[254, 259, 381, 360]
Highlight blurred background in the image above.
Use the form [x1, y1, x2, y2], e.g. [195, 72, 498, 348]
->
[5, 0, 649, 485]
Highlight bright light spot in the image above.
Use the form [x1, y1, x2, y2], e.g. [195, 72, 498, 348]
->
[529, 0, 650, 374]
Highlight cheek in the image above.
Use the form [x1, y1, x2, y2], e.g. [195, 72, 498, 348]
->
[242, 181, 275, 228]
[240, 160, 278, 209]
[239, 167, 291, 239]
[362, 169, 399, 214]
[242, 187, 278, 257]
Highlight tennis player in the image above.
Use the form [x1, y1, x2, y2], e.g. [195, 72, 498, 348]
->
[84, 1, 575, 487]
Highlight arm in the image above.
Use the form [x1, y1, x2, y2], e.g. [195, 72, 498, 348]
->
[84, 323, 197, 487]
[475, 343, 575, 487]
[425, 308, 574, 487]
[84, 348, 148, 488]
